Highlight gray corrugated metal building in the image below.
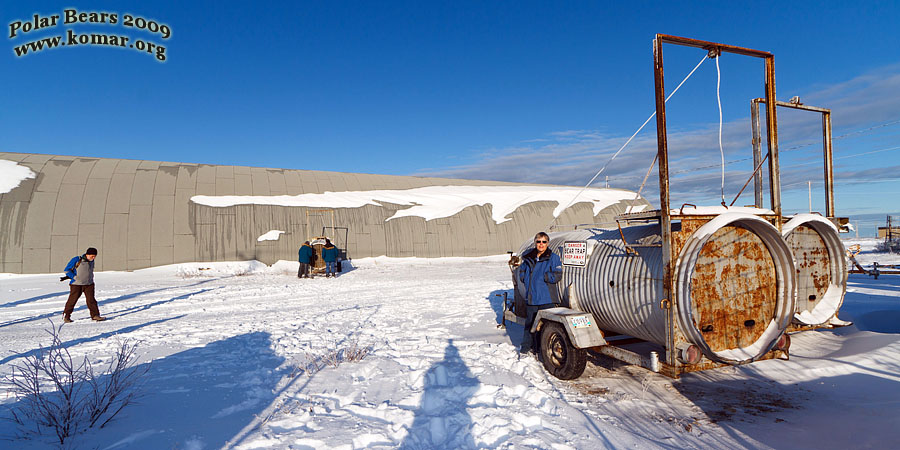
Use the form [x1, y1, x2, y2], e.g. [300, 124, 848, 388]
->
[0, 152, 648, 274]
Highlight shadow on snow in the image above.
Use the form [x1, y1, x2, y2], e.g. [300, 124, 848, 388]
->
[0, 291, 69, 309]
[0, 278, 219, 328]
[0, 331, 285, 449]
[487, 288, 527, 349]
[671, 371, 900, 448]
[401, 339, 479, 449]
[0, 315, 186, 366]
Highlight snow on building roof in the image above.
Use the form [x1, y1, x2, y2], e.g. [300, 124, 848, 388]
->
[0, 159, 36, 194]
[191, 185, 647, 224]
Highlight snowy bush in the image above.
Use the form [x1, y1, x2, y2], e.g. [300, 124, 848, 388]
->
[2, 322, 148, 445]
[287, 341, 372, 378]
[341, 340, 371, 362]
[318, 340, 372, 369]
[875, 240, 900, 253]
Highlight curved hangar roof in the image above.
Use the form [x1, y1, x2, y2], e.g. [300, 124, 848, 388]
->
[0, 152, 648, 273]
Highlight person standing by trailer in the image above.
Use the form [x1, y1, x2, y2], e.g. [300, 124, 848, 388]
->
[60, 247, 106, 322]
[298, 241, 314, 278]
[517, 232, 562, 354]
[322, 239, 339, 278]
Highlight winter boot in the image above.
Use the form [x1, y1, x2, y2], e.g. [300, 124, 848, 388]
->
[63, 315, 73, 323]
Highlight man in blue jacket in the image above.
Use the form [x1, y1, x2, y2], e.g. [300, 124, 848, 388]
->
[517, 232, 561, 354]
[322, 239, 339, 278]
[298, 241, 314, 278]
[61, 247, 105, 323]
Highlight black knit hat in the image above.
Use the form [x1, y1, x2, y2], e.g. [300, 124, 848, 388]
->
[85, 247, 98, 255]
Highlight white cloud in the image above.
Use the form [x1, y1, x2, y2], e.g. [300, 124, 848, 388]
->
[416, 64, 900, 205]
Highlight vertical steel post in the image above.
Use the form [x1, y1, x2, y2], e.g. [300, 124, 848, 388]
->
[764, 56, 782, 228]
[750, 99, 764, 208]
[823, 111, 835, 218]
[653, 36, 677, 367]
[808, 181, 812, 213]
[306, 210, 311, 241]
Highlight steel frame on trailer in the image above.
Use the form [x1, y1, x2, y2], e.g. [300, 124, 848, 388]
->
[508, 35, 792, 379]
[651, 34, 784, 375]
[749, 98, 837, 220]
[750, 99, 858, 332]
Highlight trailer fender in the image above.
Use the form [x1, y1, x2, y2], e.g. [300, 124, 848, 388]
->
[533, 307, 606, 349]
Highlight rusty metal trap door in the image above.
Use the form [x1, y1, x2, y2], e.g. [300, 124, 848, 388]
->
[688, 223, 778, 352]
[788, 224, 831, 313]
[310, 237, 327, 273]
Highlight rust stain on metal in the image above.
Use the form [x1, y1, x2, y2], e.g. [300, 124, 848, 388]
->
[786, 225, 831, 311]
[670, 217, 707, 256]
[689, 225, 777, 352]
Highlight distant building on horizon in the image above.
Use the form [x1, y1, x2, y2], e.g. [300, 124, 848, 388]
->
[878, 227, 900, 239]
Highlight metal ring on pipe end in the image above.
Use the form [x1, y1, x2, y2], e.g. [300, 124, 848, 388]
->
[676, 343, 702, 365]
[782, 214, 848, 326]
[675, 213, 797, 365]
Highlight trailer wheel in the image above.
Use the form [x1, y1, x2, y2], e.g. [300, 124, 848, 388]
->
[539, 322, 586, 380]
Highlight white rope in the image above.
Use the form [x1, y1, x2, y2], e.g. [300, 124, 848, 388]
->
[549, 54, 708, 227]
[715, 54, 725, 204]
[625, 154, 657, 214]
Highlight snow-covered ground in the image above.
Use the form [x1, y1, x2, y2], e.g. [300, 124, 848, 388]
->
[1, 247, 899, 449]
[843, 236, 900, 268]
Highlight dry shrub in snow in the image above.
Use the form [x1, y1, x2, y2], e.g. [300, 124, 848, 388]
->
[288, 341, 372, 378]
[875, 240, 900, 253]
[2, 322, 148, 445]
[324, 339, 372, 367]
[341, 340, 371, 362]
[288, 351, 321, 378]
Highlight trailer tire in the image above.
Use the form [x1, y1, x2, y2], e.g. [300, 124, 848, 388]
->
[539, 321, 586, 380]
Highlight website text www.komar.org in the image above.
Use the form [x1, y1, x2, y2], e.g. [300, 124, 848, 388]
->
[8, 9, 169, 61]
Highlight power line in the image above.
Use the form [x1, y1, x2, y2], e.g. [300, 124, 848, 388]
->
[648, 124, 900, 177]
[586, 114, 899, 189]
[549, 53, 709, 227]
[636, 144, 900, 189]
[779, 145, 900, 170]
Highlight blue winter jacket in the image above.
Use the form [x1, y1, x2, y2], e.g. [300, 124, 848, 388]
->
[518, 248, 562, 306]
[298, 244, 314, 264]
[322, 245, 338, 263]
[64, 255, 90, 285]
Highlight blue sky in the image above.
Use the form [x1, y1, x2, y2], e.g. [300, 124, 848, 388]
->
[2, 1, 898, 228]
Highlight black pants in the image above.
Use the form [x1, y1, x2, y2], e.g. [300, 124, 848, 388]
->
[298, 262, 311, 278]
[521, 303, 554, 353]
[64, 284, 100, 318]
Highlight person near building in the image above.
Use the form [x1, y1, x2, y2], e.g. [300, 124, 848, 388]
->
[298, 241, 314, 278]
[517, 232, 561, 354]
[322, 239, 339, 278]
[60, 247, 105, 323]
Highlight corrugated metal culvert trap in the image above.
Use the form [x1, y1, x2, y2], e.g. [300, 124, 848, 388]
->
[782, 214, 848, 327]
[520, 212, 796, 366]
[519, 224, 667, 345]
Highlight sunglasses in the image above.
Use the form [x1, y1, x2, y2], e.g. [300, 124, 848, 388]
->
[535, 240, 548, 244]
